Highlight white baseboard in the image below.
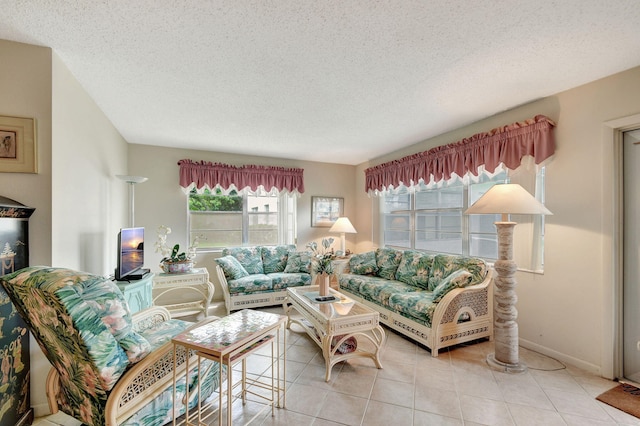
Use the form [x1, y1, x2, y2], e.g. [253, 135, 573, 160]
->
[519, 338, 602, 377]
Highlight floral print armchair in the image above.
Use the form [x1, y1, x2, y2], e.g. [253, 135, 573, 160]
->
[0, 266, 224, 426]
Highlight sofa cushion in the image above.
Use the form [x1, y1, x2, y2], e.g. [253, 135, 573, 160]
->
[1, 266, 130, 392]
[216, 255, 250, 280]
[79, 275, 152, 363]
[268, 272, 312, 290]
[338, 273, 371, 294]
[78, 278, 155, 365]
[262, 245, 295, 274]
[431, 270, 473, 302]
[222, 246, 264, 274]
[395, 250, 434, 289]
[80, 275, 133, 340]
[138, 318, 194, 350]
[388, 291, 436, 324]
[227, 274, 273, 295]
[358, 277, 417, 307]
[118, 331, 152, 363]
[428, 254, 487, 291]
[349, 251, 378, 275]
[375, 247, 403, 280]
[284, 252, 312, 273]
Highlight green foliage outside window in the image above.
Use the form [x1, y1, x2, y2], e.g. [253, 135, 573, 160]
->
[188, 188, 242, 212]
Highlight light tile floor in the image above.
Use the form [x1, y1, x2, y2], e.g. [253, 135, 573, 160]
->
[34, 305, 638, 426]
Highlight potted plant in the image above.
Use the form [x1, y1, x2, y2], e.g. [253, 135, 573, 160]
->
[307, 237, 335, 296]
[155, 225, 198, 273]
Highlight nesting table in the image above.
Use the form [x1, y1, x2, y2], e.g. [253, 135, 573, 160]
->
[172, 309, 286, 425]
[284, 285, 385, 381]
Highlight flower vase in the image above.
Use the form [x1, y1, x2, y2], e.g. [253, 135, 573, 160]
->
[319, 272, 330, 296]
[161, 260, 194, 274]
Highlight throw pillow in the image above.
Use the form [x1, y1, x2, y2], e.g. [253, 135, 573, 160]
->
[395, 250, 434, 289]
[375, 247, 403, 280]
[284, 252, 312, 273]
[428, 254, 487, 291]
[431, 270, 473, 303]
[216, 255, 250, 280]
[349, 251, 377, 275]
[222, 247, 264, 274]
[261, 245, 295, 274]
[118, 331, 152, 363]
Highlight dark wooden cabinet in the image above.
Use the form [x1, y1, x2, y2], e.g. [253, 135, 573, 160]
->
[0, 196, 34, 426]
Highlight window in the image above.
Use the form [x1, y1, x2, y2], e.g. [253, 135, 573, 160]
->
[188, 189, 296, 249]
[381, 168, 546, 271]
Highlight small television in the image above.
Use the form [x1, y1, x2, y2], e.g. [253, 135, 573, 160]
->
[115, 227, 148, 281]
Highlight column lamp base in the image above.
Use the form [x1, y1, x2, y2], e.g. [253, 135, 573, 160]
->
[486, 353, 528, 374]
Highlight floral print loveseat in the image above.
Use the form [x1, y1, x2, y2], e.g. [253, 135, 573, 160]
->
[215, 245, 313, 314]
[0, 266, 223, 426]
[338, 248, 493, 356]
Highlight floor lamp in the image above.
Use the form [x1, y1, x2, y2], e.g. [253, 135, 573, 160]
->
[465, 184, 552, 373]
[116, 175, 148, 228]
[329, 217, 357, 254]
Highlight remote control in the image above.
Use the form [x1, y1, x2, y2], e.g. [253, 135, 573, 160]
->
[315, 296, 336, 302]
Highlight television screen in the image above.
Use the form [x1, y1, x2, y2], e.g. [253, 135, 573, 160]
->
[116, 227, 144, 280]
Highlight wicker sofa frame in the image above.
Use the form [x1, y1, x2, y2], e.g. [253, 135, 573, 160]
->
[215, 245, 316, 315]
[216, 265, 304, 314]
[338, 269, 493, 357]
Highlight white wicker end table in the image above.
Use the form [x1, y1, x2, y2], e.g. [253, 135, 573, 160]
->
[284, 285, 385, 381]
[152, 268, 214, 319]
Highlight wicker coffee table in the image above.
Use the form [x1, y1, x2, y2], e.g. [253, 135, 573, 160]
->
[284, 285, 385, 381]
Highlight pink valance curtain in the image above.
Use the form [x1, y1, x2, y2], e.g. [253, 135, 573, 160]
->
[178, 159, 305, 195]
[365, 115, 556, 194]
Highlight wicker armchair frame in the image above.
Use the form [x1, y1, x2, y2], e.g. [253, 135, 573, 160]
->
[45, 306, 219, 426]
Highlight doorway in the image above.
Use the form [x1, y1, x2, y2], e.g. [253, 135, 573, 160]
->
[622, 129, 640, 384]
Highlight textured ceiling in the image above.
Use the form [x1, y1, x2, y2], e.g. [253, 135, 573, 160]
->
[1, 1, 640, 165]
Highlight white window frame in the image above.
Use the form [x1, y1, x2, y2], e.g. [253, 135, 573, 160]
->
[381, 168, 546, 272]
[188, 191, 297, 250]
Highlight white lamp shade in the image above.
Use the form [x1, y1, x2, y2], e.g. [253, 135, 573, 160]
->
[117, 175, 148, 184]
[329, 217, 357, 234]
[465, 184, 552, 216]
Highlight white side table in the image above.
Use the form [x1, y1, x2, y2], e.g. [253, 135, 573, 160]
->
[152, 268, 214, 319]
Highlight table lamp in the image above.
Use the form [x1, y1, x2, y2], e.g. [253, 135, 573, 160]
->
[465, 183, 552, 373]
[329, 217, 357, 254]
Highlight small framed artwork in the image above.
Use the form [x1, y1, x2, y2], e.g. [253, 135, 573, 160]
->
[311, 196, 344, 227]
[0, 116, 37, 173]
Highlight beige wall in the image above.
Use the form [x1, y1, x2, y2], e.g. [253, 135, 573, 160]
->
[355, 65, 640, 377]
[128, 143, 357, 297]
[0, 40, 130, 416]
[0, 40, 52, 266]
[51, 53, 130, 274]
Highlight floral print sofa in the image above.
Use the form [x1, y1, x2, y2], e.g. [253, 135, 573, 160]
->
[0, 266, 223, 426]
[338, 248, 493, 356]
[215, 245, 313, 314]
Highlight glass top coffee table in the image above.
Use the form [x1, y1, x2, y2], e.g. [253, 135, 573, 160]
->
[284, 285, 385, 381]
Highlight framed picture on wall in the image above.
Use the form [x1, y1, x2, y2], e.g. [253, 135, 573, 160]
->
[311, 196, 344, 227]
[0, 115, 37, 173]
